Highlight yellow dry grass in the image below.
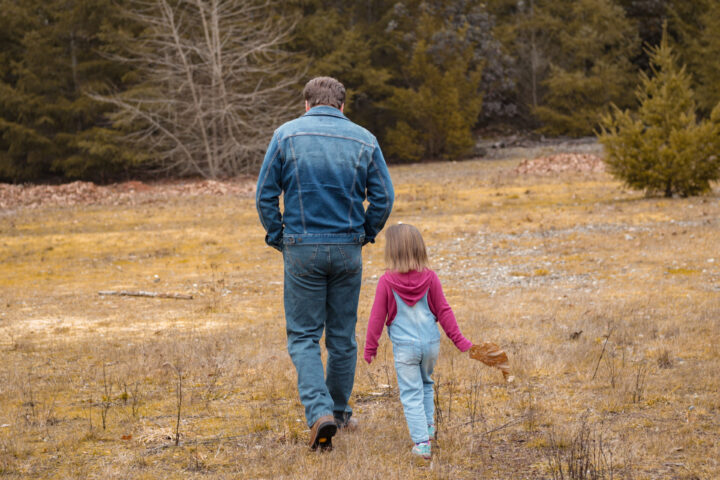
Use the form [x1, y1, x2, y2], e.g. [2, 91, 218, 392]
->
[1, 158, 718, 479]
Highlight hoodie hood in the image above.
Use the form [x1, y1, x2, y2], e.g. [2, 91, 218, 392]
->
[384, 269, 434, 307]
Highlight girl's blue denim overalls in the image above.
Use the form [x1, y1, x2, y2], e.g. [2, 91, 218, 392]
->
[387, 290, 441, 444]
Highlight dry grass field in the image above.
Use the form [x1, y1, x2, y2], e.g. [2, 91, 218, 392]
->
[1, 155, 719, 479]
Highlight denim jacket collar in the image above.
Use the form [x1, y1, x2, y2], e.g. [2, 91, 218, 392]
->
[303, 105, 348, 120]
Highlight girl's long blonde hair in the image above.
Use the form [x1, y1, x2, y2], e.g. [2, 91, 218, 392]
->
[384, 223, 429, 273]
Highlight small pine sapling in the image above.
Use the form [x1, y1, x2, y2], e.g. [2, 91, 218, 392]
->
[598, 27, 720, 197]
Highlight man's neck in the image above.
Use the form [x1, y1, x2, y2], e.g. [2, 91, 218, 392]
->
[306, 102, 344, 113]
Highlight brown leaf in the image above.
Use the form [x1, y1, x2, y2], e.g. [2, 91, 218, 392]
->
[469, 342, 512, 381]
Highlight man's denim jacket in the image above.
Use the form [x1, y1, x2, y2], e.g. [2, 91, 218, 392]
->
[256, 106, 394, 251]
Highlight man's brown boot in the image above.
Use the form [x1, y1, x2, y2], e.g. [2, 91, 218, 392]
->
[309, 415, 337, 451]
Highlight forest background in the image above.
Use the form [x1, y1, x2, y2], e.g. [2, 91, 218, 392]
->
[1, 0, 719, 182]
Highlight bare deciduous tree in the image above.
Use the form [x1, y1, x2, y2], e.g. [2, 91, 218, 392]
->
[94, 0, 301, 177]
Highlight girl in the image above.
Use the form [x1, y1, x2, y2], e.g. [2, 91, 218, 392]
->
[364, 223, 473, 460]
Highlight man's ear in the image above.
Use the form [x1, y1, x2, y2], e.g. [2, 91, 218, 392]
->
[305, 100, 310, 112]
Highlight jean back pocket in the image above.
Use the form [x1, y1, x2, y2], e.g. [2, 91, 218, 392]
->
[283, 244, 319, 277]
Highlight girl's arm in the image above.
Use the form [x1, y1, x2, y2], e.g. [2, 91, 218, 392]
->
[427, 271, 473, 352]
[364, 277, 390, 363]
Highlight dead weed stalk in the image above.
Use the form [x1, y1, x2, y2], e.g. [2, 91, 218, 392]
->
[547, 415, 615, 480]
[163, 362, 183, 446]
[592, 325, 615, 381]
[100, 363, 113, 430]
[630, 361, 648, 404]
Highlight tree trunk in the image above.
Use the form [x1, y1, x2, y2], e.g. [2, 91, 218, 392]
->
[529, 0, 538, 108]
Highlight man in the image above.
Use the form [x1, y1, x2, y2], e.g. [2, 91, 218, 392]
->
[256, 77, 394, 451]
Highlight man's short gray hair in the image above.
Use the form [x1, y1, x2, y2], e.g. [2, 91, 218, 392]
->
[303, 77, 346, 109]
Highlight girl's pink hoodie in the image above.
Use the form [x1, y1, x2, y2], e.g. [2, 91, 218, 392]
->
[364, 269, 472, 363]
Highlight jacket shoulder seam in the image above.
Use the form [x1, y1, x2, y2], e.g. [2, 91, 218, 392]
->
[280, 132, 375, 149]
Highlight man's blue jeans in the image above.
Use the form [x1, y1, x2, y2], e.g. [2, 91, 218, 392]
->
[282, 243, 362, 427]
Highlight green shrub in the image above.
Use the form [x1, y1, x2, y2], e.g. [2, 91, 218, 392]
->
[383, 13, 483, 163]
[598, 32, 720, 197]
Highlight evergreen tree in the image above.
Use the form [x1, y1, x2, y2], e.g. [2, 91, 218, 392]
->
[488, 0, 554, 124]
[671, 0, 720, 116]
[486, 0, 639, 135]
[532, 0, 639, 136]
[0, 0, 137, 182]
[599, 33, 720, 197]
[445, 1, 517, 124]
[383, 3, 483, 162]
[0, 2, 41, 181]
[616, 0, 668, 69]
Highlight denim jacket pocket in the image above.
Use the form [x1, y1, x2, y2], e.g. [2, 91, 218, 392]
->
[283, 244, 319, 277]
